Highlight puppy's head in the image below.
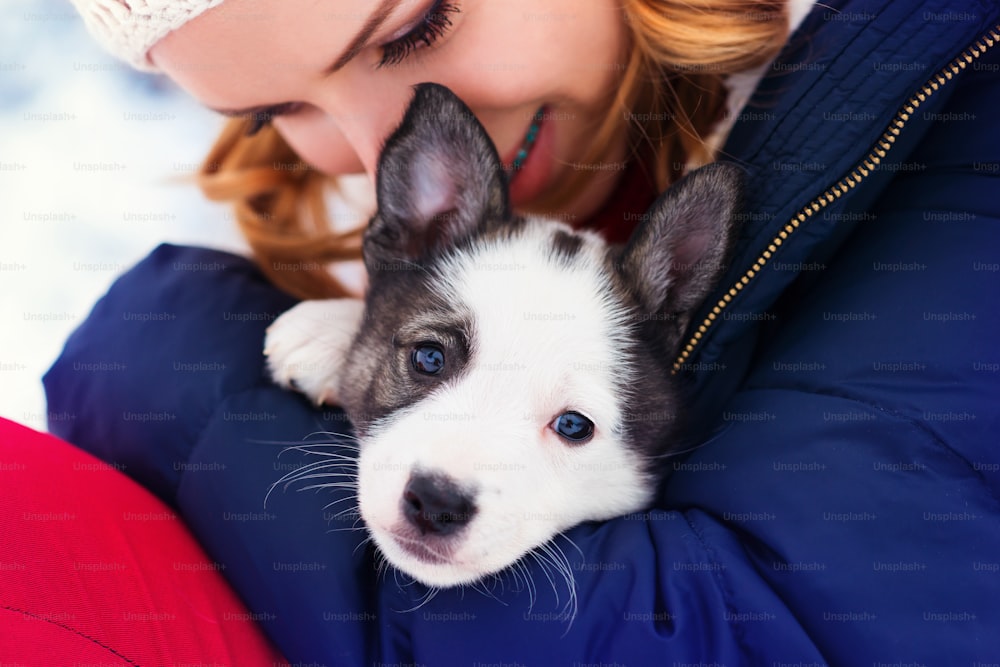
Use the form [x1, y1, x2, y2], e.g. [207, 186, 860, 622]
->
[339, 84, 741, 587]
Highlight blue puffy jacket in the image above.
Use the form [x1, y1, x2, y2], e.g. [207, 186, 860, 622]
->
[45, 0, 1000, 664]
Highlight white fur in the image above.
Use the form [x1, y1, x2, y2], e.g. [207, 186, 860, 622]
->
[356, 219, 652, 586]
[265, 298, 365, 405]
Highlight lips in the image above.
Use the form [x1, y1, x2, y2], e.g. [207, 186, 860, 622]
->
[392, 533, 450, 565]
[501, 106, 555, 208]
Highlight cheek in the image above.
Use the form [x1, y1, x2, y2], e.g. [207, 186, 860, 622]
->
[424, 2, 628, 167]
[274, 113, 365, 176]
[452, 0, 628, 102]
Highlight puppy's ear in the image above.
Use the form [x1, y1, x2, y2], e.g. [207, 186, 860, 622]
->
[364, 83, 509, 272]
[617, 162, 743, 348]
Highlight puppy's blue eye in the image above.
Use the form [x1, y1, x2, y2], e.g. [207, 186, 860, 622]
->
[412, 344, 445, 375]
[553, 411, 594, 443]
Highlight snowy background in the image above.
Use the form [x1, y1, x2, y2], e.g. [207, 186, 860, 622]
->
[1, 0, 248, 431]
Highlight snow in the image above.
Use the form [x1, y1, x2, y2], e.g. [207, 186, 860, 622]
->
[0, 0, 249, 431]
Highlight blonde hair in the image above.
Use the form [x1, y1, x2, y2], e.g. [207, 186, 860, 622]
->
[197, 0, 787, 299]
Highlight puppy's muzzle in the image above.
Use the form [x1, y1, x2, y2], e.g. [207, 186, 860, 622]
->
[402, 472, 477, 536]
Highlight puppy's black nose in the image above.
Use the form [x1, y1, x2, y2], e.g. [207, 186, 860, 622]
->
[402, 473, 477, 536]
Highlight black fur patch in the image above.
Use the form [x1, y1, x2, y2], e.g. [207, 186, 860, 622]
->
[615, 162, 743, 339]
[548, 229, 584, 266]
[338, 267, 475, 433]
[364, 84, 511, 273]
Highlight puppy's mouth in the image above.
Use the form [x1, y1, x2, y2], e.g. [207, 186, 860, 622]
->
[389, 531, 453, 566]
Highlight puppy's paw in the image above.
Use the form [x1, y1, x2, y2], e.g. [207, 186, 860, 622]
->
[264, 299, 365, 406]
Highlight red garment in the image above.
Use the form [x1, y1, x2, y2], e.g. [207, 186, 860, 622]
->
[576, 157, 659, 245]
[0, 418, 287, 666]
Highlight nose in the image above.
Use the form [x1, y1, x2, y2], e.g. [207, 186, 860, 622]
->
[310, 82, 415, 180]
[402, 472, 477, 536]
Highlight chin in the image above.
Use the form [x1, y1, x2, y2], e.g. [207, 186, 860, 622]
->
[370, 526, 494, 588]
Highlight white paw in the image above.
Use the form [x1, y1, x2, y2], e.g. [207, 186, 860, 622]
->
[264, 299, 365, 405]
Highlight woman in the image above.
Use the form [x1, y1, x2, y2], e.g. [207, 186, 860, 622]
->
[22, 0, 1000, 664]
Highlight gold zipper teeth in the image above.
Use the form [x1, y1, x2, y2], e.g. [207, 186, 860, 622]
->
[672, 24, 1000, 375]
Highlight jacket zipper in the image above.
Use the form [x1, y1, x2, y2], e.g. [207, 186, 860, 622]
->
[672, 24, 1000, 375]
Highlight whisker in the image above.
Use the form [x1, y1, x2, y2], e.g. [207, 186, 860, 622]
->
[529, 551, 559, 607]
[469, 577, 504, 605]
[321, 495, 360, 512]
[325, 524, 369, 534]
[281, 468, 358, 482]
[332, 508, 363, 524]
[531, 541, 578, 630]
[248, 433, 360, 450]
[263, 434, 361, 509]
[294, 482, 359, 493]
[352, 535, 376, 558]
[275, 436, 361, 464]
[558, 533, 585, 561]
[282, 453, 359, 465]
[280, 470, 358, 486]
[395, 586, 440, 613]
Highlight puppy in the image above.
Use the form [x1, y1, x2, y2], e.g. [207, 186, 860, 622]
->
[265, 83, 741, 589]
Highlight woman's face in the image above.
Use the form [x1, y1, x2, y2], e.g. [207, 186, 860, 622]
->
[150, 0, 631, 219]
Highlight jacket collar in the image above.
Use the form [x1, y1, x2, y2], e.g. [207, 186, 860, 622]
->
[677, 0, 1000, 427]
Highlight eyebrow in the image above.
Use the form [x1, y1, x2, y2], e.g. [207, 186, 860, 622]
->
[324, 0, 404, 75]
[209, 0, 404, 118]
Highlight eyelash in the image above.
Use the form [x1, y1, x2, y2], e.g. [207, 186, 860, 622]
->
[243, 102, 304, 137]
[377, 0, 460, 69]
[242, 0, 460, 137]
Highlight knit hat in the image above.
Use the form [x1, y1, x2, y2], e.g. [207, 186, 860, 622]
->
[69, 0, 227, 72]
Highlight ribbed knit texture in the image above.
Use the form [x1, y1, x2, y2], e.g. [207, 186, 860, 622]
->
[68, 0, 226, 71]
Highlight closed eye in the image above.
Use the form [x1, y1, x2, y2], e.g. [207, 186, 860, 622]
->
[237, 0, 461, 136]
[377, 0, 460, 69]
[242, 102, 306, 137]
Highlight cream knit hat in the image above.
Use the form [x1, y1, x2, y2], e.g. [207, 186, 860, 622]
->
[69, 0, 227, 72]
